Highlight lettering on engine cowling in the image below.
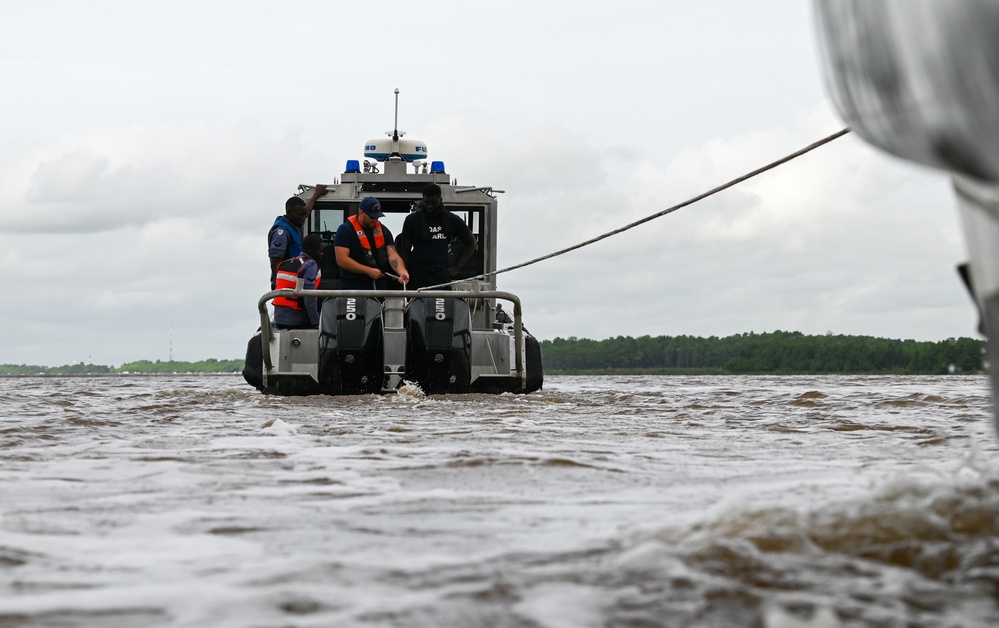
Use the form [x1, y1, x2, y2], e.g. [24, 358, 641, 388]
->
[434, 298, 446, 321]
[346, 298, 357, 321]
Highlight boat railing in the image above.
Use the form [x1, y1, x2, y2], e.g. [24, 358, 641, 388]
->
[256, 289, 526, 390]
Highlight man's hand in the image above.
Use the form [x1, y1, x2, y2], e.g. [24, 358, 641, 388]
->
[367, 267, 384, 280]
[304, 184, 328, 213]
[447, 265, 460, 278]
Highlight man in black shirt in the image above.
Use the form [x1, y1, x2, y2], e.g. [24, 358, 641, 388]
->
[396, 183, 476, 290]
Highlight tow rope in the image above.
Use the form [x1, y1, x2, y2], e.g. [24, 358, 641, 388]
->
[417, 127, 852, 291]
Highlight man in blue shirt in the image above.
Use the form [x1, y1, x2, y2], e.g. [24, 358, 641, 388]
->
[333, 197, 410, 290]
[268, 184, 327, 288]
[396, 183, 476, 290]
[273, 234, 324, 329]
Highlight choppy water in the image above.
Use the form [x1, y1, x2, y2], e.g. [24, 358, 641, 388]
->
[2, 374, 999, 627]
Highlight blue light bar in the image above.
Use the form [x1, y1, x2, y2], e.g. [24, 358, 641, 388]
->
[345, 159, 360, 173]
[430, 161, 446, 173]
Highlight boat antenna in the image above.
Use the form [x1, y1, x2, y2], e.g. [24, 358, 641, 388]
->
[392, 88, 400, 142]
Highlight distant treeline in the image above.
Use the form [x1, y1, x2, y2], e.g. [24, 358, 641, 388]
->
[541, 332, 985, 374]
[0, 359, 243, 376]
[1, 332, 987, 376]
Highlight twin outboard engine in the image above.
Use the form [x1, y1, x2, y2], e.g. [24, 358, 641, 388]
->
[244, 292, 541, 396]
[406, 297, 472, 394]
[319, 297, 384, 394]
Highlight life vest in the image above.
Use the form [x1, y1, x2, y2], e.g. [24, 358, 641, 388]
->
[273, 256, 317, 310]
[347, 215, 390, 270]
[269, 215, 303, 259]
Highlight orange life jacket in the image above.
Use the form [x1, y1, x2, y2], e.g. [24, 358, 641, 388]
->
[273, 256, 317, 310]
[347, 215, 389, 269]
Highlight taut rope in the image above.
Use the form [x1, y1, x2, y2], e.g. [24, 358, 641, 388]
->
[418, 127, 852, 290]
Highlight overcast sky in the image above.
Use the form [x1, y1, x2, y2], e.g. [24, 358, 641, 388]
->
[0, 1, 975, 366]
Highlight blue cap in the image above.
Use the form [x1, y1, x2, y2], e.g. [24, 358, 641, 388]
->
[358, 197, 384, 218]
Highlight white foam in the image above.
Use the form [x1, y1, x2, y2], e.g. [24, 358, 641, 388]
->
[514, 583, 607, 628]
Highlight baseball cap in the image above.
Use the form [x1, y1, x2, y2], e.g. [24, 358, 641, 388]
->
[358, 196, 384, 218]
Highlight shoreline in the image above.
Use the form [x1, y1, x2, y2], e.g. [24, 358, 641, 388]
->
[0, 372, 242, 378]
[2, 371, 985, 379]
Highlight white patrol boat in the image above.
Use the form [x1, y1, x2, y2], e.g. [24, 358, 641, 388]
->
[242, 93, 544, 396]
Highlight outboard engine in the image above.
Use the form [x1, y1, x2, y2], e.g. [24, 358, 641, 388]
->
[407, 297, 472, 393]
[523, 332, 544, 393]
[318, 297, 383, 394]
[242, 329, 264, 391]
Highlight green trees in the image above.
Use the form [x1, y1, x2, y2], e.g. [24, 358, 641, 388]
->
[540, 332, 985, 374]
[116, 359, 244, 373]
[0, 359, 244, 375]
[0, 334, 986, 376]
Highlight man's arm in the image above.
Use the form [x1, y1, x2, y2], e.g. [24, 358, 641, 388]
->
[304, 184, 328, 216]
[303, 261, 320, 326]
[448, 230, 477, 278]
[335, 246, 383, 279]
[386, 246, 410, 285]
[268, 227, 290, 284]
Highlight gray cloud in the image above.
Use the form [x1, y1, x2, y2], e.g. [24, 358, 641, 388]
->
[0, 1, 980, 366]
